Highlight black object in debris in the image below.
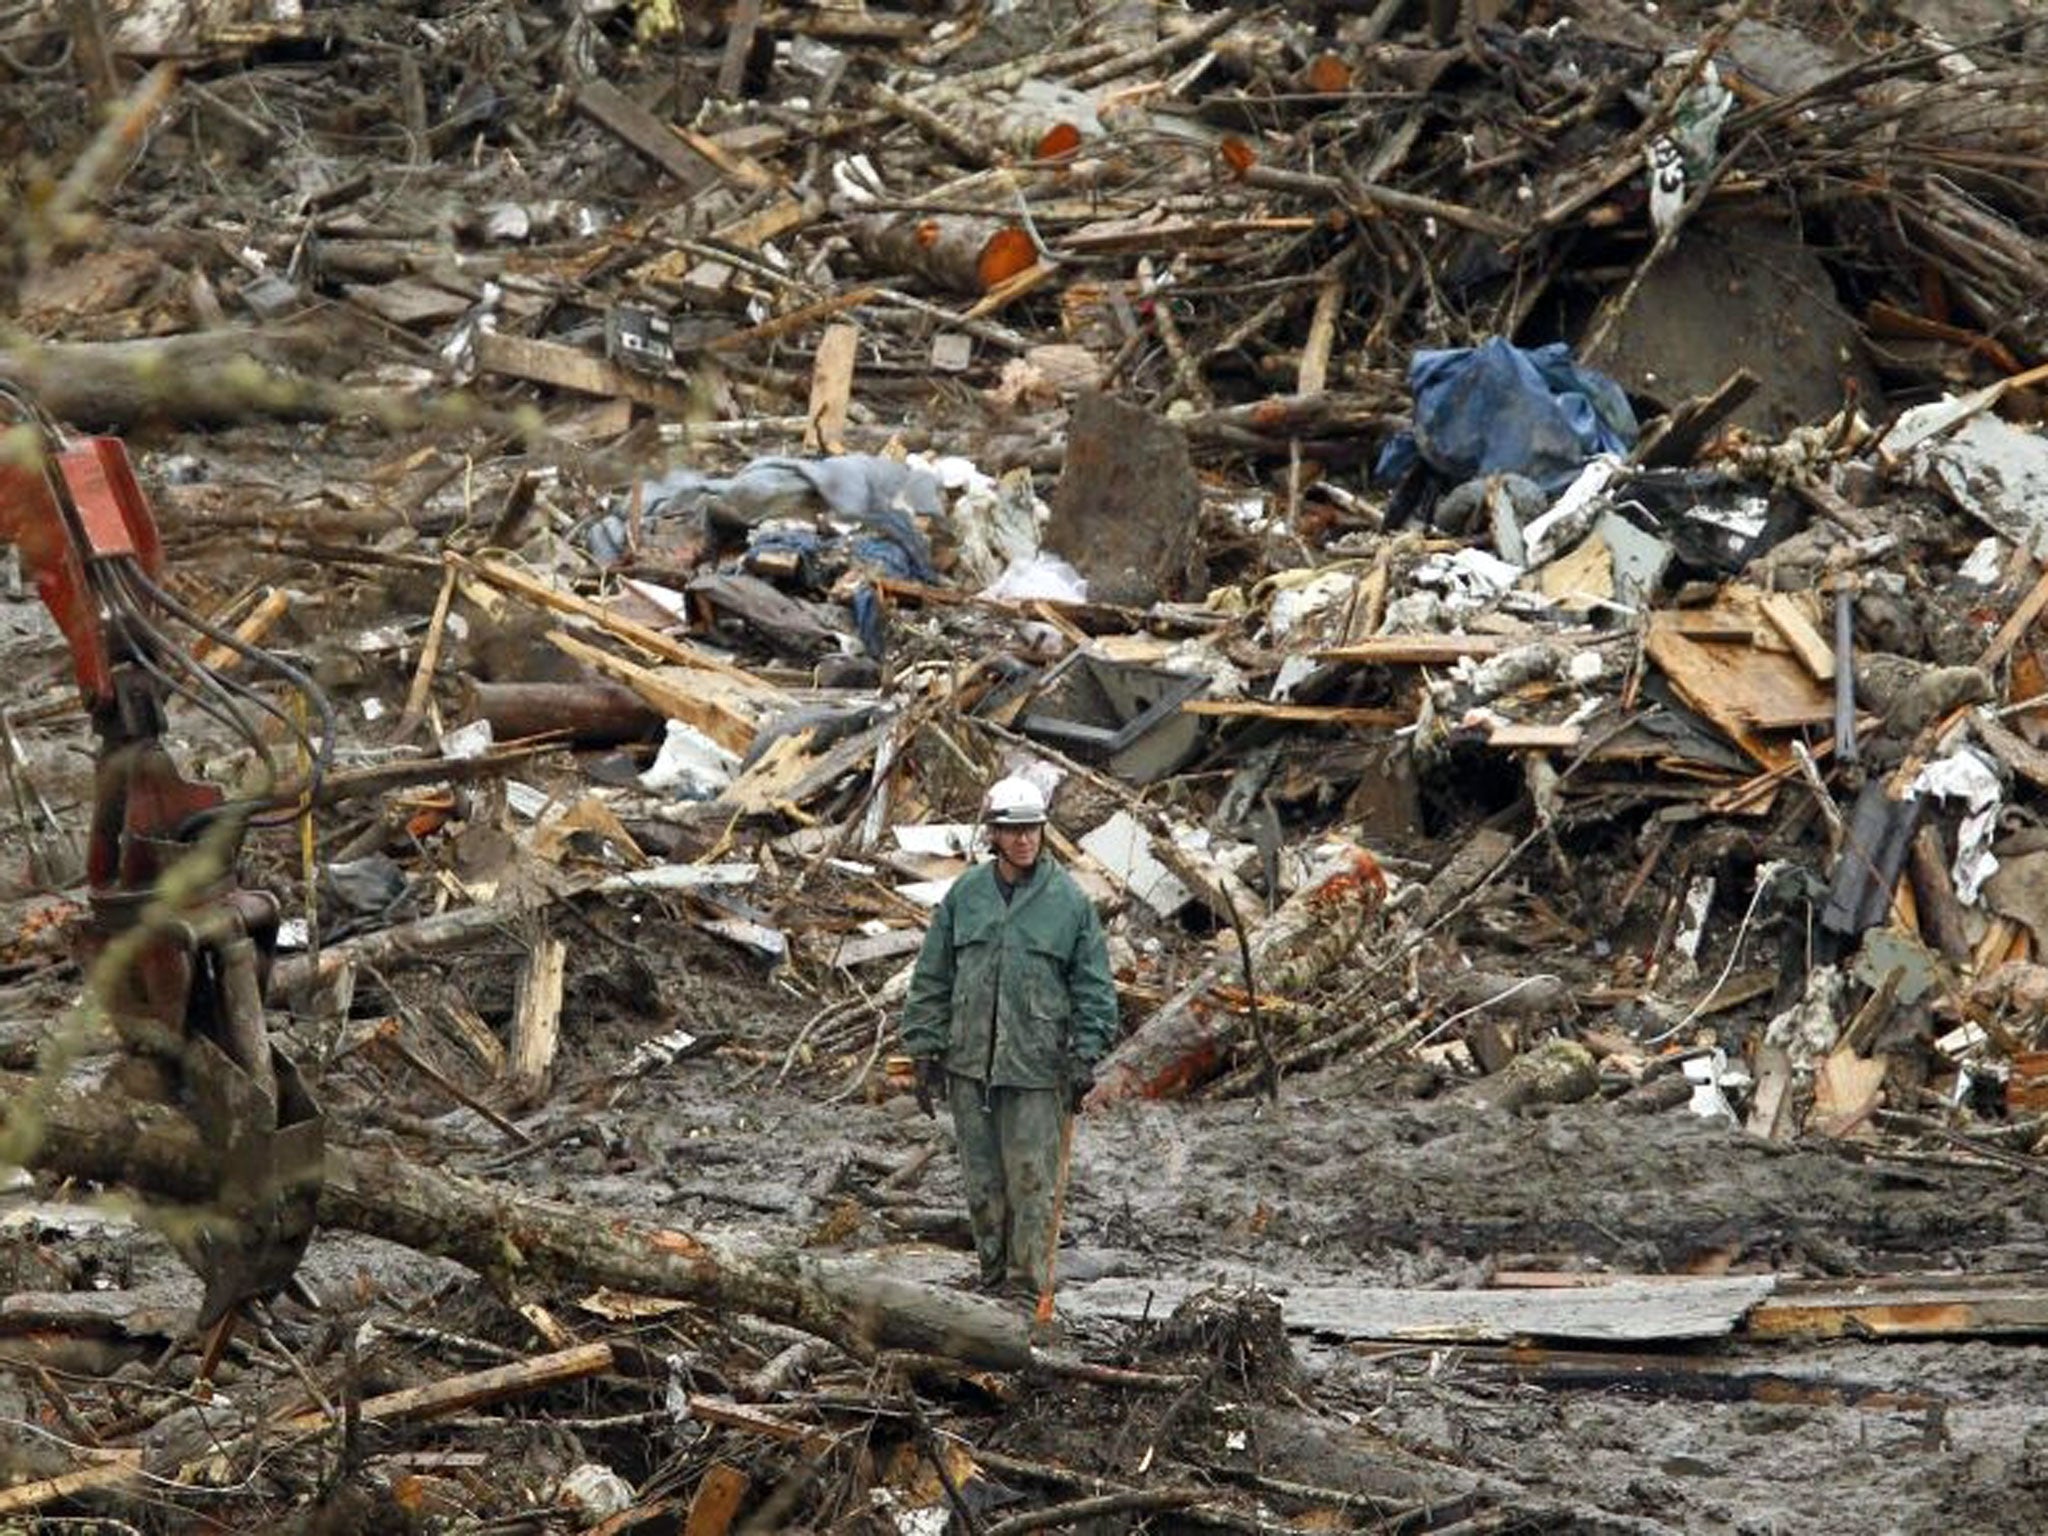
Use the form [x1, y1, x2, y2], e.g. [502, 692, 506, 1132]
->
[1817, 780, 1921, 957]
[1017, 652, 1209, 784]
[1609, 469, 1801, 577]
[605, 307, 675, 374]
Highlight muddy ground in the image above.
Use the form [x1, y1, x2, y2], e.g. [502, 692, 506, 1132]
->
[10, 858, 2048, 1533]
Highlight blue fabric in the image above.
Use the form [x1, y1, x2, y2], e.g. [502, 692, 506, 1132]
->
[1376, 337, 1638, 492]
[850, 583, 888, 659]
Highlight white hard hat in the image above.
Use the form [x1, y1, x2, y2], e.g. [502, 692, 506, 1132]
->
[984, 775, 1048, 826]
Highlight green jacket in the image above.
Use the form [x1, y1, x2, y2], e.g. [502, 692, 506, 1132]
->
[901, 854, 1118, 1088]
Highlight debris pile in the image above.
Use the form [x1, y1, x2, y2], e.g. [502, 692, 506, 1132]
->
[3, 0, 2048, 1529]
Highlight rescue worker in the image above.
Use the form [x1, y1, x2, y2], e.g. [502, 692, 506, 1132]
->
[902, 775, 1118, 1302]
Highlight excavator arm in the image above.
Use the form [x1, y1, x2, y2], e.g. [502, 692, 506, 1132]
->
[1, 383, 325, 1329]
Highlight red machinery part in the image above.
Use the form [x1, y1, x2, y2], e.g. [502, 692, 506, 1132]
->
[0, 428, 163, 709]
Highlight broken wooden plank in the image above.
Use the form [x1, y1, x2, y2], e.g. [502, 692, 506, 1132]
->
[194, 585, 292, 672]
[1632, 368, 1760, 469]
[506, 930, 567, 1106]
[1487, 723, 1585, 750]
[685, 1464, 752, 1536]
[1063, 1274, 1777, 1344]
[572, 79, 718, 193]
[1977, 561, 2048, 674]
[280, 1343, 616, 1432]
[803, 322, 860, 454]
[1760, 592, 1836, 681]
[831, 929, 925, 968]
[474, 331, 697, 414]
[1316, 634, 1565, 665]
[1748, 1280, 2048, 1341]
[547, 630, 765, 756]
[721, 715, 892, 816]
[1645, 611, 1835, 771]
[717, 0, 765, 99]
[1180, 700, 1408, 726]
[703, 286, 882, 354]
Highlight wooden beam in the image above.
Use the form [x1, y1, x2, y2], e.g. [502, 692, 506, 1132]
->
[1065, 1274, 1777, 1344]
[717, 0, 765, 98]
[1316, 634, 1560, 665]
[0, 1452, 142, 1516]
[572, 79, 718, 193]
[1296, 272, 1345, 397]
[474, 331, 697, 414]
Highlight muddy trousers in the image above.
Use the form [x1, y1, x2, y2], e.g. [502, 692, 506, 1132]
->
[947, 1075, 1066, 1295]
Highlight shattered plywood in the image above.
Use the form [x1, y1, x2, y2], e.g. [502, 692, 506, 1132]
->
[1645, 606, 1834, 770]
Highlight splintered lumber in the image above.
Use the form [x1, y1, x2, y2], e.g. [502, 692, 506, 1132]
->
[1088, 845, 1387, 1105]
[267, 900, 529, 1006]
[194, 586, 293, 671]
[0, 1064, 1032, 1370]
[803, 322, 860, 454]
[473, 331, 697, 414]
[718, 0, 764, 98]
[548, 630, 765, 755]
[1759, 593, 1836, 682]
[686, 1464, 753, 1536]
[848, 211, 1037, 296]
[721, 714, 893, 815]
[1977, 561, 2048, 674]
[506, 931, 567, 1105]
[1316, 634, 1539, 665]
[1632, 368, 1760, 468]
[462, 556, 789, 696]
[1181, 700, 1407, 727]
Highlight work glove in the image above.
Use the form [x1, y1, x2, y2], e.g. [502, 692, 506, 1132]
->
[1066, 1066, 1094, 1117]
[913, 1057, 946, 1118]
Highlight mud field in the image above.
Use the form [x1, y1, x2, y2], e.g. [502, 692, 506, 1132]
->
[9, 878, 2048, 1534]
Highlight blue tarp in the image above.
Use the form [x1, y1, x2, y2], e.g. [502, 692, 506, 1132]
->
[1376, 338, 1638, 493]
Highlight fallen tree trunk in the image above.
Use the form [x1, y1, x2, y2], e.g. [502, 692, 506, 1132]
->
[1087, 845, 1387, 1106]
[0, 1065, 1031, 1370]
[0, 330, 348, 429]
